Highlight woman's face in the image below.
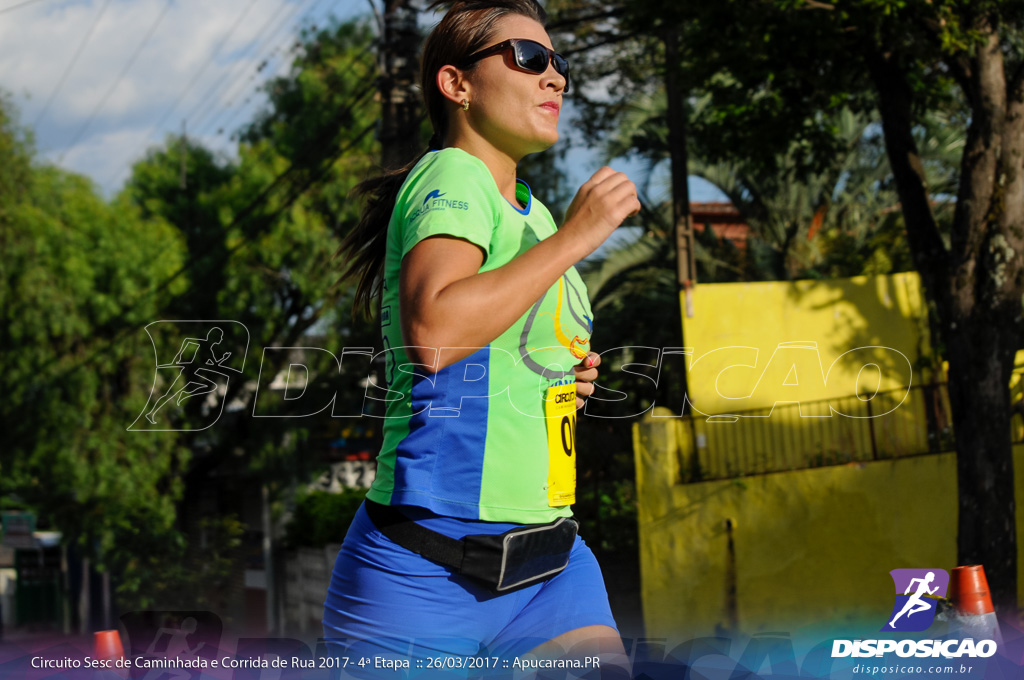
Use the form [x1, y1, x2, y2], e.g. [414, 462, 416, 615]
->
[461, 15, 566, 158]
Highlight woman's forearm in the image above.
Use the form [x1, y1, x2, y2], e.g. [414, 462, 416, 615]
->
[400, 167, 640, 371]
[400, 227, 591, 371]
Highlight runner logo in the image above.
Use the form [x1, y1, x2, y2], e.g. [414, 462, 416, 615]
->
[409, 189, 470, 221]
[833, 567, 995, 659]
[423, 189, 446, 205]
[129, 321, 249, 432]
[883, 568, 949, 632]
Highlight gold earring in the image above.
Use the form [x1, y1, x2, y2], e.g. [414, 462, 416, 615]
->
[462, 99, 470, 111]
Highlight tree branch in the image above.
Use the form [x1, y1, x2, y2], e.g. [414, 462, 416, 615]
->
[564, 33, 639, 57]
[864, 48, 949, 311]
[946, 26, 1007, 317]
[942, 53, 975, 104]
[914, 11, 973, 103]
[998, 61, 1024, 299]
[1010, 60, 1024, 105]
[547, 8, 625, 32]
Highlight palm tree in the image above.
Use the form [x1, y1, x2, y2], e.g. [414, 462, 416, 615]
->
[584, 102, 963, 304]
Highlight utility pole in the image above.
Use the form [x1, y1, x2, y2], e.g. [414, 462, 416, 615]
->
[664, 28, 696, 304]
[379, 0, 421, 170]
[663, 26, 695, 417]
[180, 120, 187, 190]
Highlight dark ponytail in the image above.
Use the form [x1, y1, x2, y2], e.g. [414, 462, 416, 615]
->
[335, 0, 547, 320]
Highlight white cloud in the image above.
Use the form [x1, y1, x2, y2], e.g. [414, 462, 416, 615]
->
[2, 0, 270, 122]
[56, 124, 154, 191]
[1, 0, 687, 201]
[0, 0, 366, 194]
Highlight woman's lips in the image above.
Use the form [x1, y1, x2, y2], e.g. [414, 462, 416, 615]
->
[540, 102, 560, 115]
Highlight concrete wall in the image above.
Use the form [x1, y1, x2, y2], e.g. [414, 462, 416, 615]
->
[680, 272, 935, 416]
[0, 568, 14, 628]
[282, 544, 340, 635]
[633, 412, 1024, 638]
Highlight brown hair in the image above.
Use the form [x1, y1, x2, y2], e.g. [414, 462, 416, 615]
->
[336, 0, 547, 319]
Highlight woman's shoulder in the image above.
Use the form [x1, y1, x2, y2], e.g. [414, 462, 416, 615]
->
[398, 148, 498, 207]
[412, 147, 491, 180]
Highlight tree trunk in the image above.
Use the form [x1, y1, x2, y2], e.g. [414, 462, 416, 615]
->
[946, 318, 1018, 613]
[867, 25, 1024, 614]
[944, 25, 1024, 616]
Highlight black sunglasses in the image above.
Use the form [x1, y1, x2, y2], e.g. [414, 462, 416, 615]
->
[459, 38, 571, 93]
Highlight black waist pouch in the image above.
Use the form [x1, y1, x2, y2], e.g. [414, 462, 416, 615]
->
[365, 501, 578, 593]
[462, 517, 578, 592]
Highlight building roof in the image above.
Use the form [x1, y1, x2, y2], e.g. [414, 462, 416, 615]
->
[691, 202, 751, 251]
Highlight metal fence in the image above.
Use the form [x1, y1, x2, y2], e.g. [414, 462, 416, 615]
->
[679, 383, 961, 483]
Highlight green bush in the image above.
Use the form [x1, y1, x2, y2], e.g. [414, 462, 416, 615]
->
[285, 489, 366, 548]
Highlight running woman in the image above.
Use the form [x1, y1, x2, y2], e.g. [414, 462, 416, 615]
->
[889, 572, 940, 628]
[324, 0, 640, 674]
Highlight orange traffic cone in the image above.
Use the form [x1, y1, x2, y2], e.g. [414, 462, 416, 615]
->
[948, 565, 1002, 644]
[94, 630, 127, 677]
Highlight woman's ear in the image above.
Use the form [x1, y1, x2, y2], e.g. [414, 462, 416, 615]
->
[436, 65, 471, 106]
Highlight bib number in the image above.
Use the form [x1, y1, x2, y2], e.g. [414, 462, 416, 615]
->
[545, 383, 577, 506]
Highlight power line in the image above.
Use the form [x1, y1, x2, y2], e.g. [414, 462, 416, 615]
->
[183, 0, 309, 133]
[44, 109, 378, 391]
[107, 0, 381, 191]
[119, 71, 379, 325]
[100, 0, 267, 189]
[190, 0, 328, 139]
[210, 41, 376, 143]
[107, 0, 333, 188]
[23, 4, 385, 399]
[59, 0, 175, 160]
[34, 0, 114, 128]
[105, 33, 378, 191]
[131, 0, 262, 157]
[0, 0, 47, 15]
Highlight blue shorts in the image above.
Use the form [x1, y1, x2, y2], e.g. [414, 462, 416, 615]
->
[321, 502, 617, 672]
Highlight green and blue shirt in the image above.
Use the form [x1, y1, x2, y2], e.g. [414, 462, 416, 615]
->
[366, 148, 594, 523]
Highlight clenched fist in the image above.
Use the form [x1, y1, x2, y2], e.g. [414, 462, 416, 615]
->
[562, 167, 641, 258]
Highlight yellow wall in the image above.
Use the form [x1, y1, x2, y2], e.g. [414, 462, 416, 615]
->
[681, 272, 934, 416]
[634, 411, 1024, 639]
[635, 272, 1024, 638]
[679, 382, 950, 481]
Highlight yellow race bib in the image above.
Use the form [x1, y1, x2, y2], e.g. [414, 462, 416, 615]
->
[545, 383, 577, 506]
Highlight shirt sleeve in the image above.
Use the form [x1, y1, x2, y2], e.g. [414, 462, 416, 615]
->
[396, 151, 500, 262]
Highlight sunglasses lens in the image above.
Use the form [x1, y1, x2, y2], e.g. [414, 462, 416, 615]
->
[507, 40, 570, 93]
[553, 54, 570, 92]
[515, 41, 550, 73]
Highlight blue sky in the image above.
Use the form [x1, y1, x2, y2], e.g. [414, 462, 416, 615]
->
[0, 0, 725, 208]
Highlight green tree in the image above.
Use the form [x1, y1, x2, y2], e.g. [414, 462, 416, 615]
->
[557, 0, 1024, 611]
[0, 95, 192, 609]
[117, 20, 385, 612]
[123, 139, 236, 320]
